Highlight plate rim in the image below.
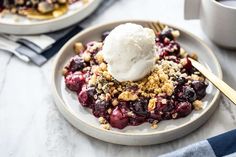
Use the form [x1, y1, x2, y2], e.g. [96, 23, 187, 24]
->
[52, 19, 222, 136]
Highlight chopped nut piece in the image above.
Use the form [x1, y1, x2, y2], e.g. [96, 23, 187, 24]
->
[154, 88, 162, 94]
[149, 79, 155, 84]
[98, 117, 107, 124]
[112, 89, 118, 95]
[118, 91, 138, 101]
[191, 74, 205, 81]
[164, 37, 170, 43]
[191, 74, 200, 81]
[97, 83, 102, 89]
[180, 58, 188, 66]
[93, 95, 98, 100]
[92, 66, 102, 74]
[172, 113, 178, 119]
[101, 123, 110, 130]
[94, 52, 104, 64]
[103, 71, 112, 80]
[99, 94, 105, 100]
[151, 120, 158, 129]
[180, 73, 187, 78]
[190, 53, 198, 60]
[105, 93, 111, 101]
[107, 108, 112, 114]
[193, 100, 203, 110]
[82, 52, 91, 62]
[96, 89, 102, 94]
[100, 63, 107, 71]
[88, 75, 97, 86]
[159, 73, 168, 81]
[148, 98, 156, 111]
[87, 42, 103, 52]
[171, 30, 180, 38]
[112, 99, 119, 106]
[108, 82, 114, 86]
[180, 48, 187, 57]
[102, 84, 109, 93]
[194, 71, 201, 75]
[127, 111, 134, 117]
[74, 42, 85, 54]
[155, 56, 160, 61]
[62, 68, 68, 76]
[161, 82, 174, 96]
[11, 8, 17, 13]
[161, 99, 167, 104]
[117, 87, 122, 91]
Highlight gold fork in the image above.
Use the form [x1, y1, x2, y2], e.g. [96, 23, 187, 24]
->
[147, 22, 166, 34]
[148, 22, 236, 104]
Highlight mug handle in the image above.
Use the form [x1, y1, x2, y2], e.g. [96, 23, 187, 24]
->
[184, 0, 201, 19]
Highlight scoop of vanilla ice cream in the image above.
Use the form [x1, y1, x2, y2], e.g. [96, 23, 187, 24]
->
[102, 23, 156, 82]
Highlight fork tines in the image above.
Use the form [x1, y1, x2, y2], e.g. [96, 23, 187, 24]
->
[147, 22, 166, 34]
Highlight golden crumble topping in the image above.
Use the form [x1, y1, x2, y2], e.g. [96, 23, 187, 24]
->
[91, 53, 185, 101]
[193, 100, 203, 111]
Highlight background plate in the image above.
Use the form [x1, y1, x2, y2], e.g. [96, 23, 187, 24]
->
[52, 20, 222, 145]
[0, 0, 102, 34]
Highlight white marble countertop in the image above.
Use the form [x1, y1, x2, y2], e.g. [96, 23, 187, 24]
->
[1, 0, 236, 156]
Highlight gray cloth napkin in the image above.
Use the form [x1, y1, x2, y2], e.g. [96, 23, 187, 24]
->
[0, 0, 117, 66]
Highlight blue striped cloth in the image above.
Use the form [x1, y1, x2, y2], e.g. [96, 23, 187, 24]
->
[159, 129, 236, 157]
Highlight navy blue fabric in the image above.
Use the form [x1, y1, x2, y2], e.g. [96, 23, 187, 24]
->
[208, 129, 236, 157]
[41, 25, 83, 62]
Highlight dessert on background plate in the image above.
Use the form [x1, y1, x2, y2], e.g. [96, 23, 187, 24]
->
[0, 0, 102, 34]
[0, 0, 88, 20]
[62, 23, 208, 130]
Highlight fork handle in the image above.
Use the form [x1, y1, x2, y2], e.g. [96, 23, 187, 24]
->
[189, 58, 236, 104]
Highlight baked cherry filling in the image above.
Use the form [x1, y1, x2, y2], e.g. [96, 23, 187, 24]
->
[63, 26, 208, 130]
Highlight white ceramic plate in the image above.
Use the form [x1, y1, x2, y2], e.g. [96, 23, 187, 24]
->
[0, 0, 102, 35]
[52, 20, 222, 145]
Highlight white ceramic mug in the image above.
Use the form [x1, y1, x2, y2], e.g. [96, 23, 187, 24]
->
[184, 0, 236, 49]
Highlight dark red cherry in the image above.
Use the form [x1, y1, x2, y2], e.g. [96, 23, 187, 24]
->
[109, 106, 129, 129]
[176, 102, 192, 117]
[192, 81, 207, 99]
[68, 55, 86, 72]
[182, 86, 197, 102]
[93, 100, 109, 117]
[78, 87, 95, 107]
[65, 72, 85, 92]
[130, 99, 149, 117]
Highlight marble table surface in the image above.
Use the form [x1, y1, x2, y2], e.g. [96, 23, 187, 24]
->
[1, 0, 236, 156]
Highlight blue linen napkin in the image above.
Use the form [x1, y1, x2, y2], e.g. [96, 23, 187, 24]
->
[159, 129, 236, 157]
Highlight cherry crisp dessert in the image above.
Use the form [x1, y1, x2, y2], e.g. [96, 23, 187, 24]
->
[63, 26, 208, 130]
